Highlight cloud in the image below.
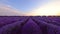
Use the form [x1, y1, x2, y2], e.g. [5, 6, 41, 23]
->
[27, 1, 60, 16]
[0, 4, 25, 16]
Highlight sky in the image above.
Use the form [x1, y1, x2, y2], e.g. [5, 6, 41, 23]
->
[0, 0, 49, 12]
[0, 0, 60, 16]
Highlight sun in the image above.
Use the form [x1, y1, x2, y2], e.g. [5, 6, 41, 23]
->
[27, 1, 60, 16]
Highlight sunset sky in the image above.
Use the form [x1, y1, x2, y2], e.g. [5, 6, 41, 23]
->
[0, 0, 60, 16]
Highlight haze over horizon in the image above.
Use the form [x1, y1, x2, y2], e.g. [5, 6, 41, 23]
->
[0, 0, 60, 16]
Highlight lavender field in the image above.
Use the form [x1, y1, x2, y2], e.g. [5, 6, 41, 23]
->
[0, 16, 60, 34]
